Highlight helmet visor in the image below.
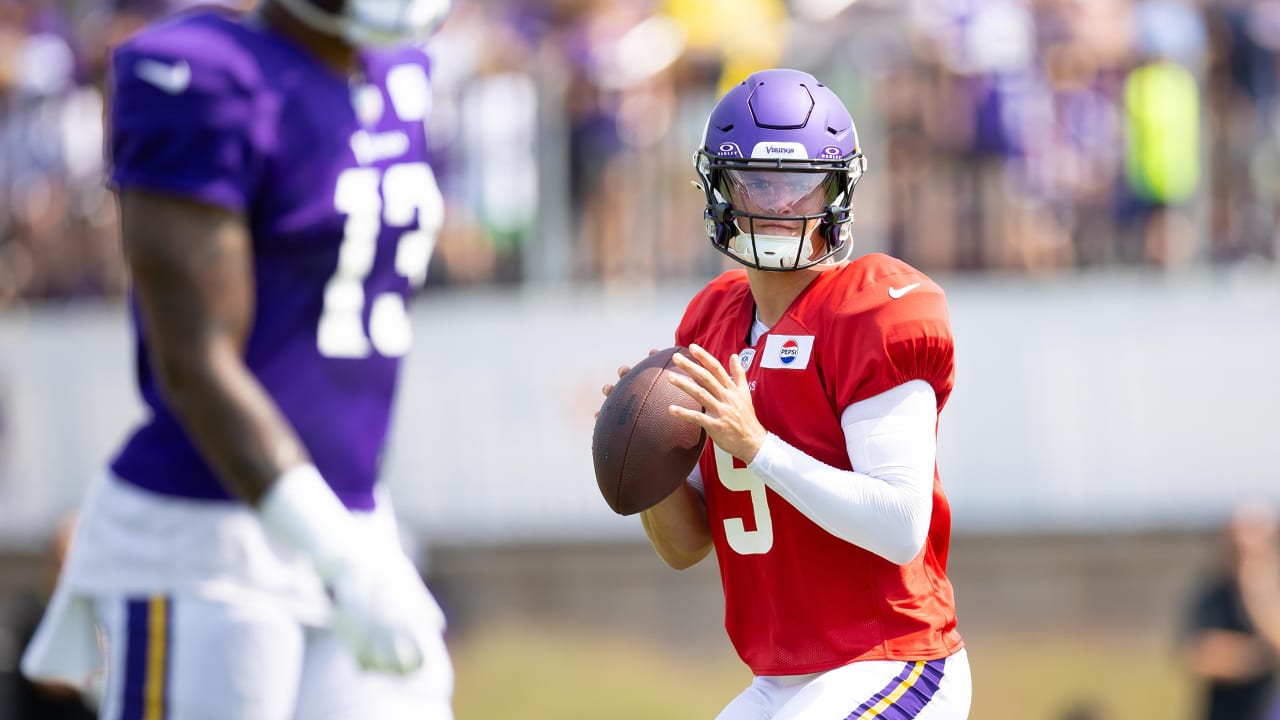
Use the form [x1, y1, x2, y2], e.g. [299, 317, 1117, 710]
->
[723, 170, 833, 215]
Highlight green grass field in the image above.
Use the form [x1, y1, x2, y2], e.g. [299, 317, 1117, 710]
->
[450, 622, 1191, 719]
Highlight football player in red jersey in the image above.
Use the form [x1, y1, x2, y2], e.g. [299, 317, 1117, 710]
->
[617, 68, 972, 718]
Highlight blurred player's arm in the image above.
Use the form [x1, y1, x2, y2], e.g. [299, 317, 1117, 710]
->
[1184, 629, 1274, 682]
[1184, 530, 1279, 684]
[640, 467, 712, 570]
[121, 190, 308, 503]
[1236, 508, 1280, 655]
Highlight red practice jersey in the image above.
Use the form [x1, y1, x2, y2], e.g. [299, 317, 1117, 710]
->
[675, 253, 964, 676]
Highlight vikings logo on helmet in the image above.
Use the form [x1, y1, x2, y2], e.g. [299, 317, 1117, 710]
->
[694, 69, 867, 272]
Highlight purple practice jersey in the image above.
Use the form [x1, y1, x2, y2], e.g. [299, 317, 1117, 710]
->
[109, 10, 442, 510]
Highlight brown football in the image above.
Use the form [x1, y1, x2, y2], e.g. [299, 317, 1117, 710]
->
[592, 346, 707, 515]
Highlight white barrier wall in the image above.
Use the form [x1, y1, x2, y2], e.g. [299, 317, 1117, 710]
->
[1, 269, 1278, 545]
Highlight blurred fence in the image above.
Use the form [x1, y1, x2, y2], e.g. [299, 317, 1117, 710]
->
[0, 269, 1278, 549]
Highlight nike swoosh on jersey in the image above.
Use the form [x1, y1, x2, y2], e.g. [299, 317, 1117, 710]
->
[135, 59, 191, 95]
[888, 283, 921, 299]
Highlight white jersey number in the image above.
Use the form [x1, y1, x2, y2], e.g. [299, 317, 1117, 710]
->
[318, 162, 442, 359]
[714, 443, 774, 555]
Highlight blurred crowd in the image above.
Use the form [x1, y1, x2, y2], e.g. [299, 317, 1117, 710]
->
[0, 0, 1278, 305]
[880, 0, 1280, 273]
[0, 0, 204, 306]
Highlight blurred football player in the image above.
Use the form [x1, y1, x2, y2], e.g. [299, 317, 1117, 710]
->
[20, 0, 454, 717]
[607, 68, 971, 718]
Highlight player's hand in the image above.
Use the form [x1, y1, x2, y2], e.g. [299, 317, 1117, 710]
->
[667, 343, 767, 464]
[257, 465, 444, 676]
[597, 348, 660, 415]
[598, 365, 629, 405]
[328, 553, 445, 675]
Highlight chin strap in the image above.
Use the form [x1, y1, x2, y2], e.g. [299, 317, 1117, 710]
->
[706, 202, 736, 251]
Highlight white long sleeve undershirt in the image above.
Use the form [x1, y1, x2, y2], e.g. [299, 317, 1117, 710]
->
[747, 379, 938, 564]
[686, 378, 938, 565]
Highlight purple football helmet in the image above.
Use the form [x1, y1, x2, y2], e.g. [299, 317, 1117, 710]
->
[694, 68, 867, 271]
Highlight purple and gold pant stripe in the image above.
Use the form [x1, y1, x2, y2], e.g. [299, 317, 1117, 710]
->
[844, 657, 946, 720]
[121, 596, 171, 720]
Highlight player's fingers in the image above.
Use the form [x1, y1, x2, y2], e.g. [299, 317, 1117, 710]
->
[668, 404, 710, 430]
[668, 372, 718, 411]
[729, 353, 749, 386]
[357, 639, 388, 672]
[671, 351, 724, 394]
[390, 635, 423, 675]
[688, 344, 732, 386]
[617, 365, 631, 378]
[647, 348, 660, 356]
[602, 383, 614, 397]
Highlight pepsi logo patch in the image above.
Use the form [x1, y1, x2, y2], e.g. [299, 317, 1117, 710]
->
[760, 335, 814, 370]
[779, 340, 799, 364]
